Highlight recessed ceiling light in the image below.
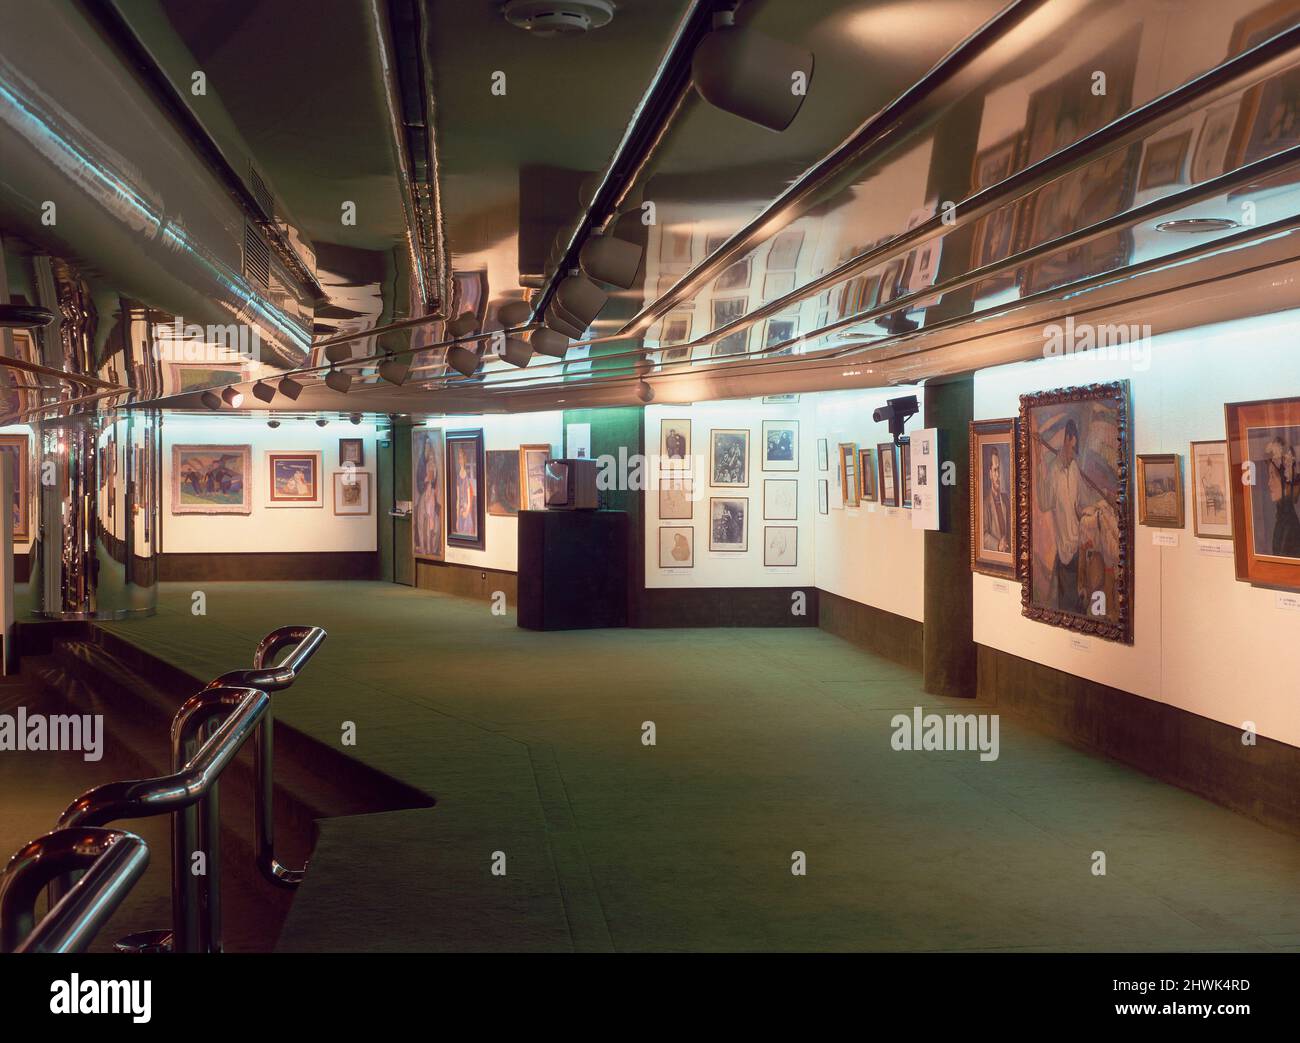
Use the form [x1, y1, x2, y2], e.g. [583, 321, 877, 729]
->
[1155, 217, 1240, 233]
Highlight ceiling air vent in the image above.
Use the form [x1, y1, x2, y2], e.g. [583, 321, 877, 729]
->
[247, 162, 275, 221]
[242, 222, 270, 289]
[503, 0, 614, 35]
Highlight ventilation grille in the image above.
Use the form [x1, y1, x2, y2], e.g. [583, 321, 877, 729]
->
[247, 162, 275, 221]
[242, 222, 270, 289]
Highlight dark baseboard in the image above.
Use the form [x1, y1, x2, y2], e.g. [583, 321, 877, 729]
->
[158, 552, 379, 582]
[977, 644, 1300, 837]
[817, 589, 924, 672]
[14, 550, 30, 584]
[415, 560, 519, 602]
[633, 587, 819, 628]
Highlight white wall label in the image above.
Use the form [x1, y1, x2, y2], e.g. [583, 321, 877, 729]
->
[991, 580, 1011, 594]
[1069, 637, 1090, 653]
[1152, 531, 1179, 547]
[1197, 540, 1233, 557]
[1276, 592, 1300, 612]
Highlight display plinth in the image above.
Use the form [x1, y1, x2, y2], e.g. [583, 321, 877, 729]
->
[517, 510, 628, 630]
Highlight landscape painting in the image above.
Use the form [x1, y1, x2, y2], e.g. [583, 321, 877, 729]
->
[171, 444, 252, 515]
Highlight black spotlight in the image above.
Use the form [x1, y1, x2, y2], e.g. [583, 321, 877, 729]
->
[251, 381, 277, 403]
[873, 395, 919, 444]
[200, 390, 222, 410]
[349, 413, 362, 425]
[325, 368, 352, 394]
[221, 386, 244, 407]
[315, 418, 329, 427]
[267, 420, 280, 429]
[279, 376, 304, 401]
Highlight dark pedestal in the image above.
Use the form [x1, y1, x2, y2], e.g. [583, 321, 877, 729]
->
[517, 510, 628, 630]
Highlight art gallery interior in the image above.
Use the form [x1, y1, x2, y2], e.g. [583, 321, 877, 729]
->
[0, 0, 1298, 964]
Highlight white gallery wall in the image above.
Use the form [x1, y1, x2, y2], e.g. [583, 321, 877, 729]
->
[973, 310, 1300, 748]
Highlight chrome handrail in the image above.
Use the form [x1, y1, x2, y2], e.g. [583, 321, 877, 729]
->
[0, 828, 149, 953]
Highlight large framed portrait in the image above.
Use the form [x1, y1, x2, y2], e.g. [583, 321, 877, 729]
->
[1224, 395, 1300, 590]
[969, 419, 1017, 579]
[838, 443, 859, 506]
[857, 447, 877, 502]
[332, 471, 371, 515]
[0, 433, 30, 540]
[446, 429, 486, 550]
[412, 427, 445, 561]
[761, 419, 798, 471]
[709, 496, 748, 552]
[518, 443, 550, 512]
[1018, 381, 1133, 644]
[1189, 439, 1232, 540]
[486, 449, 520, 517]
[878, 442, 898, 507]
[171, 444, 252, 515]
[266, 451, 322, 507]
[709, 429, 749, 487]
[1136, 453, 1184, 529]
[660, 418, 691, 469]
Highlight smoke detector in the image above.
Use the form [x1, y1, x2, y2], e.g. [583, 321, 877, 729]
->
[503, 1, 615, 35]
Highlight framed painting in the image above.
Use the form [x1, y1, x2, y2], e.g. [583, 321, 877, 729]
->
[660, 418, 691, 469]
[969, 419, 1017, 578]
[857, 447, 877, 502]
[339, 438, 365, 467]
[878, 442, 898, 506]
[969, 133, 1022, 297]
[767, 229, 804, 270]
[710, 297, 749, 357]
[659, 525, 694, 568]
[658, 312, 693, 365]
[446, 429, 486, 549]
[817, 438, 829, 472]
[1136, 453, 1184, 528]
[1190, 439, 1232, 540]
[709, 429, 749, 487]
[762, 419, 798, 471]
[1224, 396, 1300, 590]
[486, 449, 520, 517]
[838, 444, 859, 506]
[900, 441, 913, 509]
[0, 433, 30, 540]
[171, 445, 251, 515]
[518, 443, 550, 512]
[1227, 1, 1300, 171]
[412, 427, 445, 561]
[332, 471, 370, 515]
[267, 451, 322, 507]
[659, 477, 694, 520]
[1018, 381, 1133, 643]
[709, 496, 748, 552]
[763, 478, 797, 520]
[764, 525, 797, 567]
[817, 478, 829, 515]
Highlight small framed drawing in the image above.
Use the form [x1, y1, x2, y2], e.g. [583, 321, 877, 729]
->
[1189, 439, 1232, 539]
[266, 450, 322, 507]
[764, 525, 797, 567]
[878, 442, 898, 506]
[763, 478, 797, 520]
[518, 444, 551, 512]
[1224, 395, 1300, 590]
[710, 429, 749, 487]
[762, 420, 799, 472]
[659, 525, 694, 568]
[900, 441, 913, 508]
[969, 419, 1017, 578]
[709, 496, 748, 552]
[338, 438, 364, 467]
[659, 477, 694, 520]
[660, 418, 691, 469]
[817, 479, 829, 515]
[1137, 453, 1184, 528]
[857, 447, 876, 502]
[817, 438, 829, 472]
[838, 443, 858, 506]
[333, 471, 371, 515]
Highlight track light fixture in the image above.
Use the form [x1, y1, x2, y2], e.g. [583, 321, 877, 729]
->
[545, 304, 585, 339]
[445, 343, 483, 378]
[496, 336, 534, 368]
[378, 352, 411, 386]
[496, 299, 534, 327]
[325, 368, 352, 394]
[691, 10, 813, 132]
[447, 311, 480, 338]
[200, 390, 222, 410]
[251, 381, 276, 403]
[315, 418, 329, 427]
[555, 274, 608, 328]
[324, 343, 354, 364]
[579, 233, 642, 289]
[267, 420, 280, 429]
[531, 327, 569, 359]
[221, 386, 244, 407]
[278, 375, 304, 401]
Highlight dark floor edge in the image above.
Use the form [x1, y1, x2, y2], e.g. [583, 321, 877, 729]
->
[817, 588, 925, 671]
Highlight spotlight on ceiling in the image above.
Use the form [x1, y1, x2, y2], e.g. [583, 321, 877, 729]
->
[315, 418, 329, 427]
[251, 381, 276, 404]
[267, 419, 280, 429]
[496, 336, 534, 368]
[200, 390, 222, 410]
[378, 353, 411, 386]
[445, 344, 483, 378]
[692, 10, 814, 132]
[278, 375, 304, 401]
[555, 274, 607, 328]
[531, 327, 570, 359]
[873, 394, 919, 444]
[221, 386, 244, 407]
[325, 368, 352, 394]
[545, 304, 585, 339]
[349, 412, 363, 425]
[447, 311, 480, 339]
[579, 234, 642, 289]
[496, 299, 534, 327]
[0, 304, 55, 329]
[324, 343, 354, 364]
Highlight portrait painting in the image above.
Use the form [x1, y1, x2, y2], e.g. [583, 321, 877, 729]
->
[660, 418, 691, 469]
[900, 441, 913, 508]
[339, 438, 365, 467]
[171, 444, 252, 515]
[486, 449, 520, 517]
[412, 427, 445, 561]
[446, 429, 485, 549]
[763, 478, 797, 520]
[1018, 381, 1133, 643]
[1137, 453, 1184, 529]
[762, 315, 798, 356]
[969, 419, 1017, 578]
[659, 525, 694, 569]
[267, 451, 322, 507]
[1225, 396, 1300, 590]
[762, 420, 798, 471]
[764, 525, 797, 568]
[1190, 439, 1232, 540]
[332, 471, 370, 516]
[878, 442, 898, 507]
[710, 429, 749, 487]
[839, 443, 859, 507]
[518, 444, 551, 512]
[858, 447, 877, 502]
[659, 477, 694, 520]
[0, 433, 30, 540]
[709, 496, 748, 552]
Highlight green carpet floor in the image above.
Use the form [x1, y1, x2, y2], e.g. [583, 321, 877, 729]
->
[99, 582, 1300, 952]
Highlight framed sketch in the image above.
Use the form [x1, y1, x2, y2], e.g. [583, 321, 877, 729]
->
[878, 442, 898, 507]
[413, 427, 446, 561]
[762, 419, 798, 471]
[658, 312, 693, 365]
[332, 471, 371, 515]
[446, 429, 486, 550]
[710, 429, 749, 487]
[817, 479, 829, 515]
[838, 443, 859, 507]
[1190, 439, 1232, 539]
[764, 525, 797, 567]
[660, 418, 691, 469]
[762, 315, 798, 356]
[1224, 395, 1300, 590]
[659, 477, 694, 520]
[762, 272, 796, 302]
[172, 445, 251, 515]
[817, 438, 829, 472]
[267, 451, 322, 507]
[1136, 453, 1184, 528]
[711, 297, 749, 357]
[900, 441, 913, 508]
[486, 449, 520, 516]
[763, 478, 797, 520]
[857, 447, 877, 502]
[518, 444, 550, 511]
[713, 256, 751, 292]
[659, 525, 694, 568]
[660, 228, 692, 263]
[767, 228, 804, 270]
[709, 496, 748, 552]
[338, 437, 364, 467]
[0, 433, 30, 540]
[1019, 381, 1133, 644]
[969, 419, 1017, 578]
